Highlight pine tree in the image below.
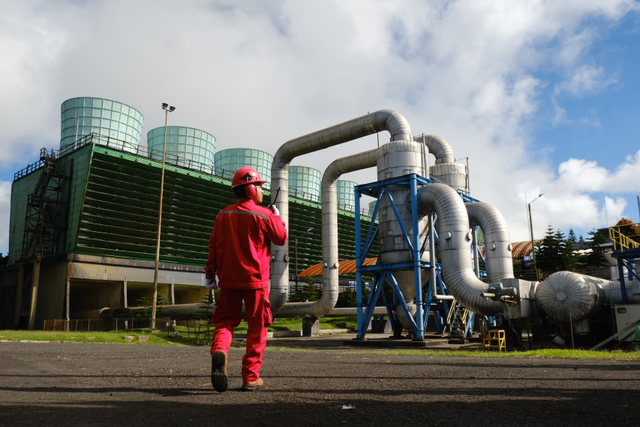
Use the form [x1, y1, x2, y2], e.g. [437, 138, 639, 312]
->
[564, 230, 580, 271]
[582, 229, 608, 268]
[537, 224, 558, 274]
[554, 229, 568, 270]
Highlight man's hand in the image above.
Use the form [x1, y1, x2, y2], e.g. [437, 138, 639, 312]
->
[270, 205, 280, 216]
[205, 278, 218, 290]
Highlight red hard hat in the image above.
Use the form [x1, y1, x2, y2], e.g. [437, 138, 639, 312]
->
[231, 166, 266, 188]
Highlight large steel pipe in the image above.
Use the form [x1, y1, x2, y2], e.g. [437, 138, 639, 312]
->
[465, 202, 514, 283]
[416, 183, 503, 315]
[283, 150, 378, 318]
[269, 110, 412, 313]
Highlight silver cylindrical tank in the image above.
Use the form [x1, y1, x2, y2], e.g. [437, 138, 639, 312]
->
[61, 97, 143, 152]
[289, 166, 321, 203]
[147, 126, 216, 172]
[536, 271, 606, 321]
[429, 162, 468, 193]
[376, 140, 430, 328]
[214, 148, 273, 186]
[337, 180, 357, 212]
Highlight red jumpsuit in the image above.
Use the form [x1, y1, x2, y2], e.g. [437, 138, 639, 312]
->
[205, 198, 287, 383]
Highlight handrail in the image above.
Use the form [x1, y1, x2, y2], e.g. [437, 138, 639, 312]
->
[446, 299, 457, 326]
[609, 223, 640, 252]
[13, 133, 375, 213]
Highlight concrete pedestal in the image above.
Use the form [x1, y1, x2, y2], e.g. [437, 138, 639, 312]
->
[303, 317, 320, 337]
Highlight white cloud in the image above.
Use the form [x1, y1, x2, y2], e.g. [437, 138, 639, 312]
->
[0, 0, 638, 250]
[556, 150, 640, 193]
[554, 65, 618, 97]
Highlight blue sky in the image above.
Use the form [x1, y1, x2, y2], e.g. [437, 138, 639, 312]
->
[0, 0, 639, 254]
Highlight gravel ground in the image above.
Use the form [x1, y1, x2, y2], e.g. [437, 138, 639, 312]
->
[1, 339, 640, 427]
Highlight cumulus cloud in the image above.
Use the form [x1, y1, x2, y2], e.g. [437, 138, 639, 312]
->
[0, 0, 639, 252]
[556, 150, 640, 193]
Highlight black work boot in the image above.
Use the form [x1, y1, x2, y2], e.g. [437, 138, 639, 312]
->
[210, 351, 228, 392]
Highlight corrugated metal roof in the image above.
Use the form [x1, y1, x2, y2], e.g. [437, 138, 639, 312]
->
[298, 257, 378, 277]
[300, 239, 545, 276]
[479, 239, 543, 258]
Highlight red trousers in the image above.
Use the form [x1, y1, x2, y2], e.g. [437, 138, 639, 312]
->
[210, 287, 272, 383]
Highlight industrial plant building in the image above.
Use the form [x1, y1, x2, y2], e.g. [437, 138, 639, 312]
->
[0, 97, 376, 330]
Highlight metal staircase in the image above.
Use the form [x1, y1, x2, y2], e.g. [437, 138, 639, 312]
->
[447, 300, 473, 343]
[20, 148, 66, 261]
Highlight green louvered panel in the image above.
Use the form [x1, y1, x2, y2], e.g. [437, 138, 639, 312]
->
[58, 145, 93, 254]
[8, 171, 43, 264]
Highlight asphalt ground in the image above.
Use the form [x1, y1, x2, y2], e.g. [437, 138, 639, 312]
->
[1, 337, 640, 427]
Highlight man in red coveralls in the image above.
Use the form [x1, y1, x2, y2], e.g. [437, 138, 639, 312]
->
[205, 166, 287, 392]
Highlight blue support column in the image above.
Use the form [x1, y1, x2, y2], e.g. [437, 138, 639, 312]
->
[410, 175, 424, 340]
[355, 187, 364, 338]
[618, 259, 629, 304]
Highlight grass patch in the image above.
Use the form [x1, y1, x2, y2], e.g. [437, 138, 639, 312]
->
[227, 316, 357, 333]
[343, 348, 640, 360]
[0, 330, 187, 345]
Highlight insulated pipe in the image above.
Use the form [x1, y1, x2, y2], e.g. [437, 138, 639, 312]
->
[413, 134, 455, 164]
[415, 183, 503, 315]
[270, 110, 412, 313]
[282, 149, 379, 318]
[536, 271, 640, 322]
[465, 202, 514, 283]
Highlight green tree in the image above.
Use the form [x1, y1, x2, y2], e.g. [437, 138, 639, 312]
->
[195, 291, 215, 320]
[564, 233, 580, 271]
[537, 224, 560, 274]
[134, 293, 166, 318]
[582, 229, 608, 268]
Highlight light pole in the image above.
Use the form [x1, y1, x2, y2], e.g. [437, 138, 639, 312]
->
[151, 102, 176, 331]
[528, 193, 544, 281]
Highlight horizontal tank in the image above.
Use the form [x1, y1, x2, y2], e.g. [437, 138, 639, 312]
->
[214, 148, 273, 187]
[61, 97, 143, 153]
[147, 126, 216, 172]
[289, 165, 321, 203]
[337, 180, 357, 212]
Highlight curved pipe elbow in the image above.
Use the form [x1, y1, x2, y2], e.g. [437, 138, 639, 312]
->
[465, 202, 514, 283]
[416, 183, 503, 315]
[269, 111, 410, 315]
[294, 149, 378, 318]
[414, 134, 455, 164]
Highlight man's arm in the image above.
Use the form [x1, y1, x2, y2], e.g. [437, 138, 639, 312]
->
[264, 211, 287, 246]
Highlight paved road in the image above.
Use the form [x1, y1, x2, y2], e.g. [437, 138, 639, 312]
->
[1, 339, 640, 426]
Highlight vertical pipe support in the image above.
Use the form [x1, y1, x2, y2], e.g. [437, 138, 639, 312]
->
[65, 262, 72, 332]
[411, 175, 424, 340]
[28, 256, 41, 330]
[13, 264, 25, 329]
[355, 188, 363, 338]
[472, 227, 480, 278]
[618, 259, 629, 304]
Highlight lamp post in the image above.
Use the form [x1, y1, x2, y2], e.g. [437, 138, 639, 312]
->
[528, 193, 544, 281]
[151, 102, 176, 331]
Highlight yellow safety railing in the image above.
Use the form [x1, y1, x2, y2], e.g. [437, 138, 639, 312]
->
[609, 223, 640, 252]
[479, 329, 506, 352]
[446, 300, 457, 326]
[446, 300, 470, 333]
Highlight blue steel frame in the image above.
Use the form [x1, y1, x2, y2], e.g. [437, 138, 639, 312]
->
[354, 174, 486, 340]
